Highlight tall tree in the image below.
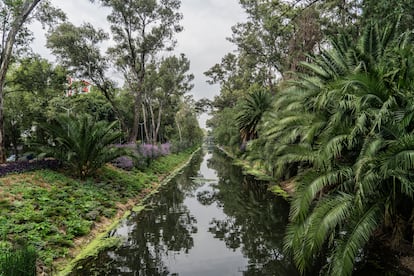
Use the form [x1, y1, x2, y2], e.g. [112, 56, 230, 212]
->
[142, 54, 193, 144]
[0, 0, 42, 162]
[101, 0, 183, 142]
[46, 23, 127, 130]
[0, 0, 65, 162]
[229, 0, 298, 84]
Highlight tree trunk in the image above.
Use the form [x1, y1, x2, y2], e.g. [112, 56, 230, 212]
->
[141, 103, 150, 143]
[175, 115, 182, 142]
[0, 0, 41, 163]
[129, 91, 141, 142]
[155, 101, 163, 143]
[148, 98, 156, 144]
[128, 47, 146, 142]
[93, 79, 128, 134]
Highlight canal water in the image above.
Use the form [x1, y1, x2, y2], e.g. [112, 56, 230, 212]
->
[71, 149, 299, 275]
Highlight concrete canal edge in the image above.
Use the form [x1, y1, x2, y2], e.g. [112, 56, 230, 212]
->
[57, 147, 202, 276]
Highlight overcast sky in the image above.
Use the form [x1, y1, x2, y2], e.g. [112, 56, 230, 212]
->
[31, 0, 246, 128]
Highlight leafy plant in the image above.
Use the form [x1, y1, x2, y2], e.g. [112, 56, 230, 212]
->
[236, 86, 272, 142]
[38, 114, 129, 179]
[250, 23, 414, 275]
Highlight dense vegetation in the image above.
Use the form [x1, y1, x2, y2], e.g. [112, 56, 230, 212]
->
[205, 0, 414, 275]
[0, 148, 197, 273]
[4, 0, 414, 275]
[0, 0, 203, 274]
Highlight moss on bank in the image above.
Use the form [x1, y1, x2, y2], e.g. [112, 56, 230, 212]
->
[0, 147, 199, 274]
[217, 146, 290, 198]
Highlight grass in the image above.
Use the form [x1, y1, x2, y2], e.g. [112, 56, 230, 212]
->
[0, 244, 37, 276]
[0, 147, 197, 271]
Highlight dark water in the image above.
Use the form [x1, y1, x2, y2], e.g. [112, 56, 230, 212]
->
[71, 150, 299, 276]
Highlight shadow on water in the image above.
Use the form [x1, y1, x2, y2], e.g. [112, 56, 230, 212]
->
[71, 149, 299, 275]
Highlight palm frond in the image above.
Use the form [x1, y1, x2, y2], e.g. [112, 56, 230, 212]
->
[330, 204, 382, 276]
[290, 167, 353, 222]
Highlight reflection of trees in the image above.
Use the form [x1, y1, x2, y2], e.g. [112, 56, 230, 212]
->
[204, 150, 299, 275]
[177, 152, 208, 197]
[72, 152, 204, 276]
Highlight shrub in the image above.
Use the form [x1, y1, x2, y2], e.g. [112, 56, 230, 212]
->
[0, 159, 60, 177]
[38, 115, 130, 179]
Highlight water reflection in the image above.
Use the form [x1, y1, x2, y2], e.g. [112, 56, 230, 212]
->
[72, 152, 204, 276]
[204, 152, 298, 275]
[72, 150, 298, 275]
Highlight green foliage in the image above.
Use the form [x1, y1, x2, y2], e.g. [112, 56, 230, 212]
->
[0, 149, 195, 269]
[142, 54, 195, 144]
[236, 85, 272, 142]
[37, 114, 127, 179]
[205, 1, 414, 274]
[4, 56, 67, 155]
[46, 91, 116, 122]
[174, 98, 204, 147]
[146, 147, 197, 175]
[207, 107, 241, 151]
[0, 244, 37, 276]
[361, 0, 414, 33]
[253, 23, 414, 275]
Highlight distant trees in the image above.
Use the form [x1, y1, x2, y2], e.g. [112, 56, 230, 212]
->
[96, 0, 183, 142]
[142, 54, 194, 144]
[206, 0, 414, 274]
[46, 0, 200, 147]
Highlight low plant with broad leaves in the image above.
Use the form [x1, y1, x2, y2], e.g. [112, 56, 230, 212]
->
[37, 114, 130, 179]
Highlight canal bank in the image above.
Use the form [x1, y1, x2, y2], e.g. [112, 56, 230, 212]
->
[57, 148, 202, 275]
[217, 146, 291, 199]
[70, 149, 299, 275]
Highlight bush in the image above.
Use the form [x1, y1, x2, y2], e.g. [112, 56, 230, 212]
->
[38, 115, 129, 179]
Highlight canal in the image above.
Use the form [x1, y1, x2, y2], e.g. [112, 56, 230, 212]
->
[71, 149, 299, 275]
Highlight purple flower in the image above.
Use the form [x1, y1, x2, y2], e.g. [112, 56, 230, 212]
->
[139, 142, 171, 159]
[140, 144, 159, 158]
[112, 156, 134, 170]
[160, 142, 171, 156]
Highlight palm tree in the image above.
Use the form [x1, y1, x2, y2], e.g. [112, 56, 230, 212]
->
[255, 23, 414, 275]
[236, 86, 272, 143]
[39, 114, 128, 179]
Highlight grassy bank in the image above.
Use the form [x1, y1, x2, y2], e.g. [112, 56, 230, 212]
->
[217, 146, 290, 198]
[0, 147, 199, 274]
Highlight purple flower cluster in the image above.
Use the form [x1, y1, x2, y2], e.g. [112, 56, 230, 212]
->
[160, 142, 171, 156]
[0, 159, 61, 177]
[112, 156, 134, 170]
[140, 143, 171, 159]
